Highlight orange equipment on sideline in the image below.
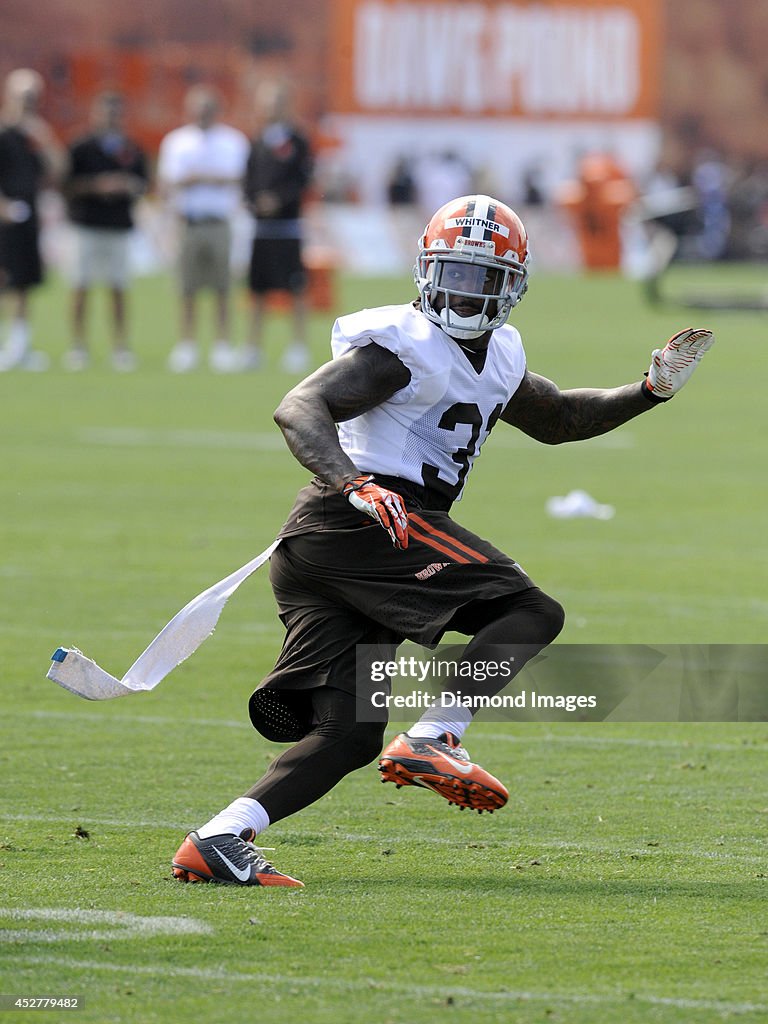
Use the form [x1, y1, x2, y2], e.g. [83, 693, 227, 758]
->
[559, 154, 636, 270]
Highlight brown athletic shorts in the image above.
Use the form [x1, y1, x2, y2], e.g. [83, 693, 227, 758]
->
[249, 477, 535, 738]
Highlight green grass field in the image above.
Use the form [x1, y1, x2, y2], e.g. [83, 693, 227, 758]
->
[1, 266, 767, 1023]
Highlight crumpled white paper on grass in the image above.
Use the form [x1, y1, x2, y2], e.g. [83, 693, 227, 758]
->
[546, 489, 615, 520]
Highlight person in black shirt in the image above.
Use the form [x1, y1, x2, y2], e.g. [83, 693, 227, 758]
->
[64, 92, 148, 370]
[242, 81, 313, 373]
[0, 69, 66, 371]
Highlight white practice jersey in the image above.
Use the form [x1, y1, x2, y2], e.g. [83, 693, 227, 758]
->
[332, 303, 526, 504]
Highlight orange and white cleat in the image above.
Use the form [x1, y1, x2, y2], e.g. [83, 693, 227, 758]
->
[171, 829, 303, 887]
[378, 733, 508, 813]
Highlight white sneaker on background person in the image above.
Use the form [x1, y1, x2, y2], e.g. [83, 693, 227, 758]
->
[238, 345, 263, 371]
[280, 342, 310, 373]
[112, 349, 137, 372]
[209, 341, 240, 373]
[62, 348, 90, 371]
[167, 340, 199, 373]
[20, 349, 49, 372]
[0, 319, 30, 370]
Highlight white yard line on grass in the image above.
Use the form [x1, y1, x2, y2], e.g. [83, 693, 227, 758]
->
[529, 838, 768, 866]
[21, 709, 251, 730]
[481, 731, 768, 752]
[14, 710, 767, 752]
[3, 814, 763, 865]
[76, 426, 636, 452]
[3, 813, 190, 830]
[0, 909, 212, 944]
[8, 955, 766, 1015]
[76, 428, 287, 451]
[329, 831, 767, 864]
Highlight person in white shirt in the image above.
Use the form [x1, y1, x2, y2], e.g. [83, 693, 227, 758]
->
[158, 86, 249, 372]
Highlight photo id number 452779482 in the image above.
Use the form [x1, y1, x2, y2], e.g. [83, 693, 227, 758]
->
[0, 996, 83, 1010]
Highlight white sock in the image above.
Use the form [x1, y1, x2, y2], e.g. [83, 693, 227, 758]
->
[196, 797, 270, 839]
[4, 318, 30, 364]
[408, 698, 472, 743]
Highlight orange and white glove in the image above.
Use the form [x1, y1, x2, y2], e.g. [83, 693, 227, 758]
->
[342, 475, 409, 550]
[643, 328, 715, 402]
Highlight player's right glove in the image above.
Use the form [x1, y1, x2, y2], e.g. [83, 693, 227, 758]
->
[342, 475, 409, 550]
[642, 327, 715, 402]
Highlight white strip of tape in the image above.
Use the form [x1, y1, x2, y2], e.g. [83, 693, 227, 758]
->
[46, 539, 280, 700]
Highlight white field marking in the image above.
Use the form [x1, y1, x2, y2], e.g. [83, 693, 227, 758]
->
[478, 731, 768, 753]
[78, 425, 638, 454]
[16, 712, 767, 754]
[3, 814, 762, 866]
[76, 425, 636, 453]
[2, 813, 190, 830]
[3, 621, 280, 638]
[20, 709, 251, 730]
[325, 832, 767, 864]
[76, 427, 287, 451]
[491, 431, 635, 450]
[0, 909, 212, 945]
[536, 840, 768, 865]
[552, 587, 768, 616]
[8, 955, 767, 1015]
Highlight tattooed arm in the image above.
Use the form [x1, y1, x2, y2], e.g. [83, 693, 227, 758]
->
[274, 343, 411, 489]
[504, 328, 715, 442]
[501, 370, 656, 444]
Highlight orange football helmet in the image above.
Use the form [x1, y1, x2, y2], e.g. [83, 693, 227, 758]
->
[414, 195, 529, 340]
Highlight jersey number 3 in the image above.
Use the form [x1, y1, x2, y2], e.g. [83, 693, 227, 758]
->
[421, 401, 503, 503]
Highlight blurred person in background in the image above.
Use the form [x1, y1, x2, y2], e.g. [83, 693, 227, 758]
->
[412, 150, 474, 219]
[158, 85, 249, 373]
[242, 79, 314, 373]
[63, 92, 148, 371]
[691, 149, 731, 261]
[520, 162, 547, 207]
[386, 155, 416, 206]
[728, 157, 768, 260]
[0, 68, 66, 371]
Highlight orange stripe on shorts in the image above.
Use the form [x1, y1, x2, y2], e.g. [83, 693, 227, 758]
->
[407, 523, 472, 564]
[409, 513, 489, 563]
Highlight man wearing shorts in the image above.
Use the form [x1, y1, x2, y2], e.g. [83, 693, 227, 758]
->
[158, 86, 249, 373]
[0, 69, 65, 371]
[171, 194, 715, 887]
[64, 92, 148, 371]
[242, 80, 313, 373]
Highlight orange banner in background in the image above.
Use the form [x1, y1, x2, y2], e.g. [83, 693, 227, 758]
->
[330, 0, 661, 119]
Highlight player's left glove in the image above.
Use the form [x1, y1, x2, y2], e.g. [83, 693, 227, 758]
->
[342, 475, 409, 550]
[642, 327, 715, 402]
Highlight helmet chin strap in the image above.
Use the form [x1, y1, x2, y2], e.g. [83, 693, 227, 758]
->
[438, 307, 489, 340]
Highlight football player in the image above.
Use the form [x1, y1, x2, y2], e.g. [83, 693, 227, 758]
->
[172, 195, 714, 886]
